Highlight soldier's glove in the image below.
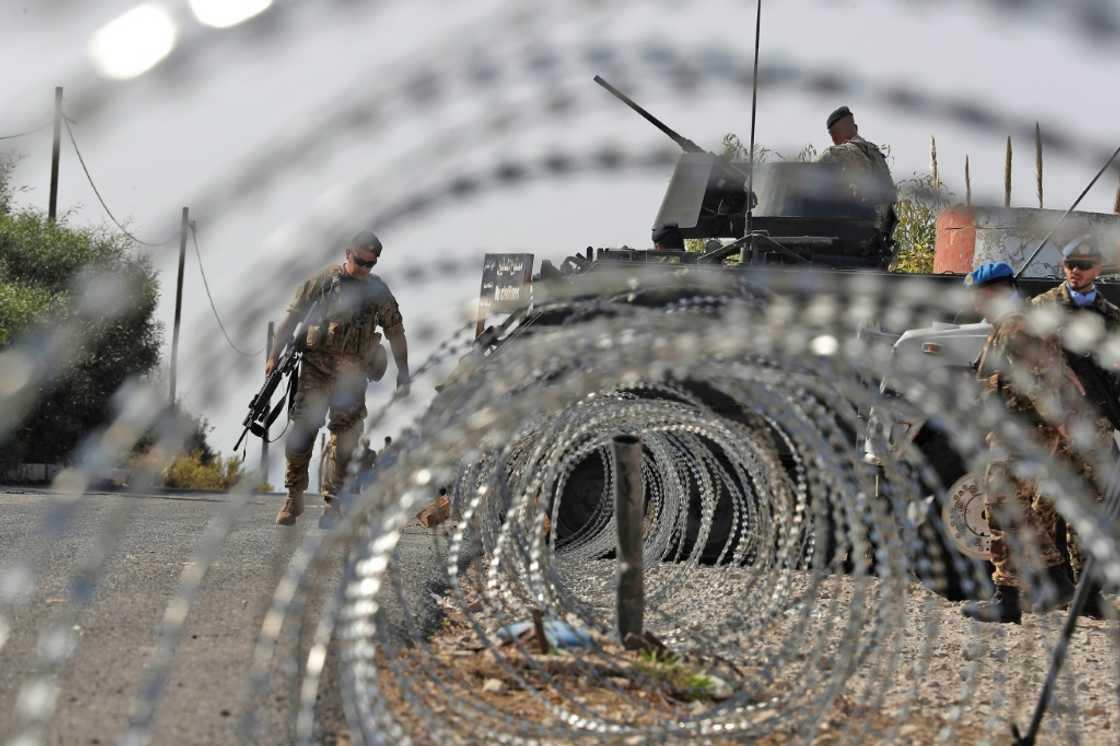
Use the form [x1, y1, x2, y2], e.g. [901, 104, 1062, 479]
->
[396, 372, 411, 398]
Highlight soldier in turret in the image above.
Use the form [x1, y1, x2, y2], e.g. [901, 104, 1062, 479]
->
[267, 230, 410, 527]
[819, 106, 897, 217]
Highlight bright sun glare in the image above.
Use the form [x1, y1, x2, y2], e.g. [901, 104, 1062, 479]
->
[188, 0, 273, 29]
[89, 4, 177, 80]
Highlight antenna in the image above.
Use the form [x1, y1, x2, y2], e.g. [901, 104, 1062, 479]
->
[1014, 143, 1120, 279]
[742, 0, 763, 262]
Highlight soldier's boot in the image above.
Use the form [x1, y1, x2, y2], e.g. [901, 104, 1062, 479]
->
[318, 496, 342, 530]
[1032, 565, 1076, 613]
[276, 491, 305, 526]
[962, 586, 1022, 624]
[1078, 580, 1112, 620]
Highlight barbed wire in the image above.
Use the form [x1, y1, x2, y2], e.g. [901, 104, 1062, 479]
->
[4, 3, 1120, 745]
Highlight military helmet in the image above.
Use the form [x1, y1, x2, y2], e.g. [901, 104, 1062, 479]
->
[652, 223, 684, 250]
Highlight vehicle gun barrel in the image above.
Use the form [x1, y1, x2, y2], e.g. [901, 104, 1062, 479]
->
[593, 75, 704, 154]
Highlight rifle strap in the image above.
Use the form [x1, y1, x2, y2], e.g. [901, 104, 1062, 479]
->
[287, 359, 301, 414]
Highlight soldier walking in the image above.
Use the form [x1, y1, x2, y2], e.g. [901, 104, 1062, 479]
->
[267, 230, 410, 527]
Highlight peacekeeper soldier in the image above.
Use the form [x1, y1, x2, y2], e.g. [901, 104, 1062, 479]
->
[819, 106, 897, 225]
[1030, 237, 1120, 612]
[268, 230, 410, 527]
[1032, 237, 1120, 416]
[961, 262, 1080, 623]
[962, 261, 1118, 622]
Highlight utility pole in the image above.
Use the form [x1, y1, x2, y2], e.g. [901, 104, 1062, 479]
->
[169, 207, 189, 409]
[261, 321, 275, 480]
[48, 87, 63, 222]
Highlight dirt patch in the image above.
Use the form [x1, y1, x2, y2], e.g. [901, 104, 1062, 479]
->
[372, 560, 1116, 744]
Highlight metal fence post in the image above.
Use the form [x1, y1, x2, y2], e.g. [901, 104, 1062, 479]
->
[613, 434, 644, 647]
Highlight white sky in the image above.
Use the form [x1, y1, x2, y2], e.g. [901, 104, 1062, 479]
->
[2, 0, 1119, 484]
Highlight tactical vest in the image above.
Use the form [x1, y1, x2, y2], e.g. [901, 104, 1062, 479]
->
[303, 266, 388, 378]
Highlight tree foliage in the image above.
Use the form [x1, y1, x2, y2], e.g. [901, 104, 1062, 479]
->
[0, 166, 163, 469]
[889, 173, 950, 274]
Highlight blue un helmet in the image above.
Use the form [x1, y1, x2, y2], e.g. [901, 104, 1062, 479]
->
[964, 261, 1015, 288]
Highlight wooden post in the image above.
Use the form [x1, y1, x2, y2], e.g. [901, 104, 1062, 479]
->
[1035, 122, 1044, 209]
[613, 434, 644, 647]
[1004, 136, 1013, 208]
[48, 87, 63, 222]
[169, 207, 189, 409]
[1114, 173, 1120, 215]
[261, 321, 275, 479]
[965, 155, 972, 208]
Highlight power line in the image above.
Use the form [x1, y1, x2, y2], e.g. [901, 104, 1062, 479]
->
[61, 117, 177, 247]
[189, 221, 264, 358]
[0, 121, 51, 141]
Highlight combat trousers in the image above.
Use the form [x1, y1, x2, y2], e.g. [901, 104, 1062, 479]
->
[985, 459, 1065, 590]
[284, 352, 367, 501]
[985, 424, 1108, 589]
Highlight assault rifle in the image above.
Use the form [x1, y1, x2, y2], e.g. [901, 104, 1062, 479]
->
[233, 300, 321, 451]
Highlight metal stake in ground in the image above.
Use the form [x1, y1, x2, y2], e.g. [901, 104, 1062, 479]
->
[613, 434, 644, 648]
[1012, 460, 1120, 745]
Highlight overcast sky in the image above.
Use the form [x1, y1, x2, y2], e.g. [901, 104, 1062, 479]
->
[3, 0, 1119, 484]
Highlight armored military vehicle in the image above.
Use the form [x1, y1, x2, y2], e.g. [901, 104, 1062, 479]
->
[455, 77, 1120, 599]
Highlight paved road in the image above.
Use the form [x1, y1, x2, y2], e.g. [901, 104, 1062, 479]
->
[0, 488, 454, 745]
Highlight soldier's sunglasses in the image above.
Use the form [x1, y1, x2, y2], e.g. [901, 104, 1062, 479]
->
[350, 253, 379, 268]
[1064, 259, 1098, 271]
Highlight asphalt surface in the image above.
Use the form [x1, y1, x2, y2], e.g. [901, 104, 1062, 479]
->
[0, 488, 454, 746]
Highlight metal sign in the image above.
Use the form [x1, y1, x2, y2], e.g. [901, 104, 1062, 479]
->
[478, 253, 534, 319]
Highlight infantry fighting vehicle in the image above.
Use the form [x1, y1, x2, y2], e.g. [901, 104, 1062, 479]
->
[457, 77, 1120, 599]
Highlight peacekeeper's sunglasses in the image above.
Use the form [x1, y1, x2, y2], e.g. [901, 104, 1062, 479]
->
[1064, 258, 1099, 271]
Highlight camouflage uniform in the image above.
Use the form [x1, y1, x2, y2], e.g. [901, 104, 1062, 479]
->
[977, 311, 1071, 588]
[284, 265, 404, 501]
[818, 135, 897, 206]
[1031, 282, 1120, 580]
[1031, 282, 1120, 327]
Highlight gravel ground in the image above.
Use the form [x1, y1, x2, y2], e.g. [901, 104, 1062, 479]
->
[373, 549, 1119, 745]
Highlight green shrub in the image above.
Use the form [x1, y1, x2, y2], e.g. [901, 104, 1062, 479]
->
[0, 167, 161, 470]
[162, 451, 246, 491]
[890, 173, 949, 274]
